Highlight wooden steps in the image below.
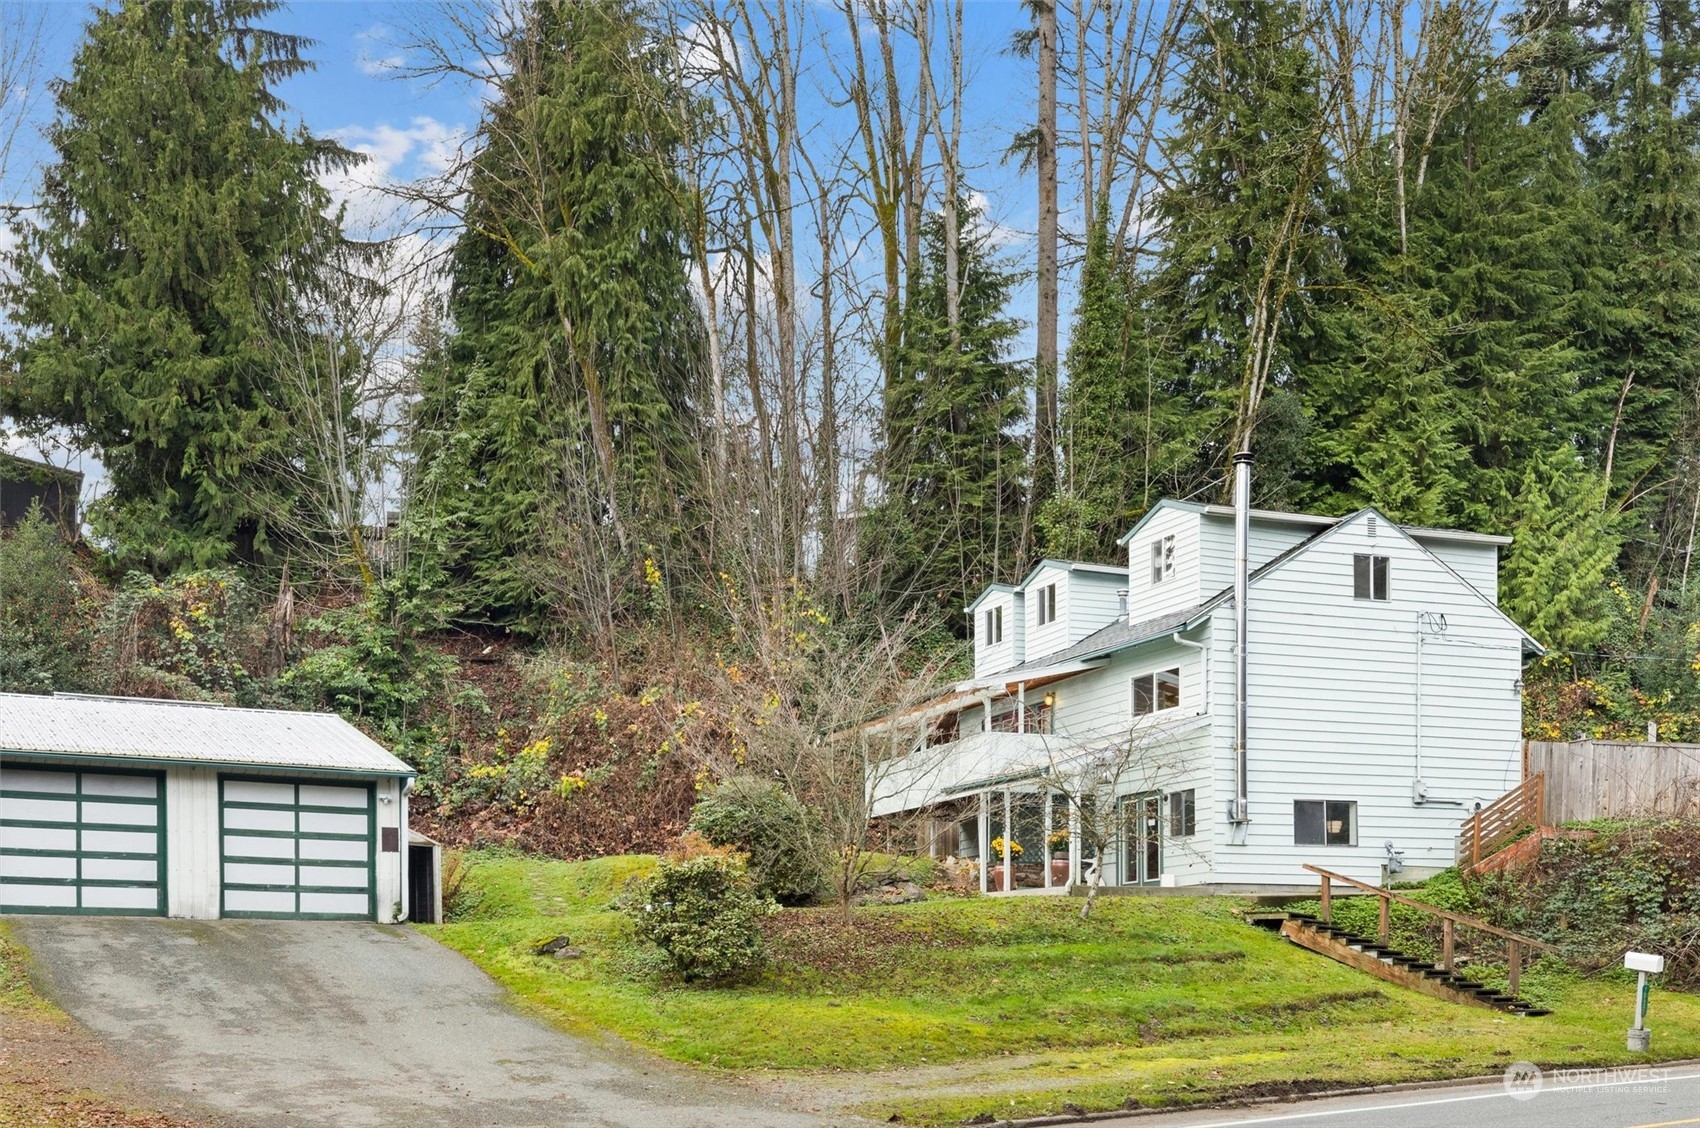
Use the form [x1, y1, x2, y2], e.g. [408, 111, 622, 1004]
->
[1248, 911, 1551, 1017]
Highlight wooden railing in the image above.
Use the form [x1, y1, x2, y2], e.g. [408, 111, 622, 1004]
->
[1458, 772, 1546, 870]
[1303, 864, 1552, 995]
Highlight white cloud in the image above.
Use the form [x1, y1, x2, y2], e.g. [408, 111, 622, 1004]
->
[966, 189, 1027, 251]
[321, 117, 467, 239]
[357, 49, 405, 78]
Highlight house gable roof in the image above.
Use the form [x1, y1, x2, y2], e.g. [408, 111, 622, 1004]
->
[964, 583, 1018, 614]
[1246, 506, 1543, 656]
[1013, 557, 1126, 591]
[1114, 497, 1513, 549]
[986, 505, 1541, 676]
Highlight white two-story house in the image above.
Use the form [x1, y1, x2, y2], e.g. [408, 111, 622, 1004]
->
[867, 497, 1541, 893]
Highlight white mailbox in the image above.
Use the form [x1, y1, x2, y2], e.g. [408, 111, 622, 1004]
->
[1625, 951, 1666, 974]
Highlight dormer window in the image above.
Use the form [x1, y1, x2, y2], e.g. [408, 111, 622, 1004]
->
[983, 606, 1004, 646]
[1150, 536, 1176, 584]
[1035, 583, 1058, 626]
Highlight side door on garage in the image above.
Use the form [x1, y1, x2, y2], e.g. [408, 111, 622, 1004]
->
[0, 762, 165, 915]
[219, 777, 374, 920]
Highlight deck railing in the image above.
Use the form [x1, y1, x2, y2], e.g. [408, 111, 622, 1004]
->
[1457, 771, 1545, 870]
[1303, 864, 1552, 995]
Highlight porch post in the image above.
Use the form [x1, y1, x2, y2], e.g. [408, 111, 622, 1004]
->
[1068, 802, 1081, 887]
[1016, 683, 1027, 734]
[978, 790, 990, 894]
[1002, 786, 1013, 893]
[1043, 787, 1054, 890]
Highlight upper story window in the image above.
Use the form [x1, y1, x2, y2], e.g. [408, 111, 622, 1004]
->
[1353, 554, 1391, 601]
[982, 606, 1004, 646]
[1132, 667, 1181, 717]
[1035, 583, 1058, 626]
[1150, 535, 1176, 584]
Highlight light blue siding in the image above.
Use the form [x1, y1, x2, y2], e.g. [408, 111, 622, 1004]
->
[1211, 510, 1524, 885]
[1125, 507, 1204, 621]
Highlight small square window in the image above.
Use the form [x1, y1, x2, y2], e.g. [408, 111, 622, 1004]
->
[1353, 555, 1390, 601]
[1294, 800, 1356, 846]
[1132, 667, 1181, 718]
[1168, 789, 1196, 837]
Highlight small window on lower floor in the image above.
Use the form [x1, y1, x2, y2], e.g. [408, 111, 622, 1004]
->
[1168, 789, 1196, 837]
[1294, 800, 1356, 846]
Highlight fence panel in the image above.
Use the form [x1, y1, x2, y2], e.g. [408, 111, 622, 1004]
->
[1525, 741, 1700, 823]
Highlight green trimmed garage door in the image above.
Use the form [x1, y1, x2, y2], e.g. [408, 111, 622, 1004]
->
[0, 763, 165, 915]
[220, 777, 375, 919]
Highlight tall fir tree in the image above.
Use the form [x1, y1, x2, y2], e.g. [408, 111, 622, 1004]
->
[1137, 0, 1335, 502]
[0, 0, 357, 568]
[1590, 0, 1700, 583]
[412, 0, 704, 628]
[1046, 207, 1185, 558]
[870, 199, 1028, 624]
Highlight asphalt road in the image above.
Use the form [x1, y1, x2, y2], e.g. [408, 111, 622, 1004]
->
[12, 916, 837, 1128]
[1091, 1066, 1700, 1128]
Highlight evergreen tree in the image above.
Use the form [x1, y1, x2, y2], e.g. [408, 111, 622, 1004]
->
[1, 0, 356, 568]
[871, 199, 1028, 622]
[1139, 0, 1334, 499]
[1590, 0, 1700, 581]
[413, 0, 704, 627]
[1501, 447, 1621, 654]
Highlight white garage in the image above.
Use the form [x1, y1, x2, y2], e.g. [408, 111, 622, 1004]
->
[0, 692, 415, 922]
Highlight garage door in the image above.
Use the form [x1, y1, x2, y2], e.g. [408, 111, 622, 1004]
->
[0, 763, 165, 915]
[220, 778, 374, 919]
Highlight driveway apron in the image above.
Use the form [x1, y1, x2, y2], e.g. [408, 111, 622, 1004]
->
[11, 917, 833, 1128]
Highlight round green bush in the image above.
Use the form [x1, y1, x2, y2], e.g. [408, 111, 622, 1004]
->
[622, 848, 774, 983]
[688, 776, 828, 904]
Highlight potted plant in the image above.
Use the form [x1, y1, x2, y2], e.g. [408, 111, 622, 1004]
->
[1047, 829, 1072, 885]
[989, 837, 1022, 891]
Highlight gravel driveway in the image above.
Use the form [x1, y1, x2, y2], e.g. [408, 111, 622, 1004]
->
[11, 917, 836, 1128]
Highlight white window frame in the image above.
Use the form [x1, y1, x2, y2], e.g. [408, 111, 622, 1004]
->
[1131, 666, 1182, 718]
[983, 605, 1004, 646]
[1353, 554, 1391, 601]
[1150, 535, 1176, 584]
[1036, 583, 1058, 626]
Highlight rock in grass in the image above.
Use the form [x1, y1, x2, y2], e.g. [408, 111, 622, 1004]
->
[534, 935, 583, 959]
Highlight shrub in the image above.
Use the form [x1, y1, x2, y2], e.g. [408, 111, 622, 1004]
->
[0, 504, 89, 694]
[96, 569, 264, 701]
[622, 836, 775, 983]
[688, 775, 827, 904]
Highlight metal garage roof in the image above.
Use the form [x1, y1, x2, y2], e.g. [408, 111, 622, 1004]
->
[0, 693, 414, 777]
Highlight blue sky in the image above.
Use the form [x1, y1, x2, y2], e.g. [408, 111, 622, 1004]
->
[4, 1, 1058, 504]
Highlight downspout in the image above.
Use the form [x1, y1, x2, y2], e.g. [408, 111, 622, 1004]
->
[1231, 452, 1253, 828]
[1171, 631, 1207, 712]
[399, 777, 412, 923]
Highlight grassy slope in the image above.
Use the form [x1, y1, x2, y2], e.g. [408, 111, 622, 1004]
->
[428, 854, 1700, 1125]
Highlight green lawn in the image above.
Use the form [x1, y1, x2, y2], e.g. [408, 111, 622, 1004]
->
[426, 853, 1700, 1125]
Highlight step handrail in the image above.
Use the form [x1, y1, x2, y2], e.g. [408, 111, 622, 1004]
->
[1458, 772, 1545, 869]
[1302, 863, 1553, 995]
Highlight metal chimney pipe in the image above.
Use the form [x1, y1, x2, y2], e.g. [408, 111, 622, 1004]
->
[1231, 452, 1253, 825]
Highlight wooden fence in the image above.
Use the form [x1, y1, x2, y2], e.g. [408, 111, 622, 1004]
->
[1526, 740, 1700, 824]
